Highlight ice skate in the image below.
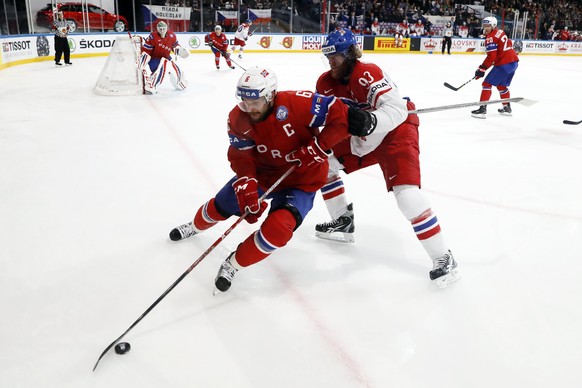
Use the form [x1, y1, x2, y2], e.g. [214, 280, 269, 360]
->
[497, 103, 512, 116]
[315, 203, 355, 243]
[238, 54, 243, 59]
[471, 105, 487, 119]
[429, 250, 459, 288]
[169, 221, 197, 241]
[214, 252, 238, 294]
[216, 65, 220, 70]
[230, 65, 236, 69]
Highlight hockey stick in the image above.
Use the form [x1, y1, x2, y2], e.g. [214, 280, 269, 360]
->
[409, 97, 537, 115]
[563, 119, 582, 125]
[92, 165, 296, 371]
[443, 77, 475, 91]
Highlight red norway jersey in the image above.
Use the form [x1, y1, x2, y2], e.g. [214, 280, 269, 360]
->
[482, 28, 519, 69]
[227, 91, 350, 193]
[142, 31, 178, 60]
[205, 31, 229, 52]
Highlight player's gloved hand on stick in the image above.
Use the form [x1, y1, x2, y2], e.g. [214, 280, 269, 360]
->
[232, 176, 267, 223]
[474, 66, 486, 79]
[175, 46, 189, 59]
[285, 137, 329, 171]
[348, 106, 377, 136]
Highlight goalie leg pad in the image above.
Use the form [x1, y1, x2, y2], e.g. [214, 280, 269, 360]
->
[137, 52, 151, 72]
[145, 57, 169, 92]
[169, 61, 188, 90]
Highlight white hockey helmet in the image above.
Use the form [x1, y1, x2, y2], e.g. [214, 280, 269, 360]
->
[157, 21, 168, 37]
[236, 66, 278, 103]
[215, 25, 222, 32]
[482, 16, 498, 28]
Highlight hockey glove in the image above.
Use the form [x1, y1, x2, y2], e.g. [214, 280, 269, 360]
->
[232, 177, 267, 224]
[474, 66, 486, 79]
[175, 46, 189, 59]
[285, 137, 329, 170]
[348, 106, 377, 137]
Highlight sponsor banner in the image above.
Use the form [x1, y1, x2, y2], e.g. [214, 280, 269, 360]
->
[2, 36, 35, 60]
[69, 36, 117, 53]
[374, 37, 410, 51]
[419, 37, 485, 53]
[522, 41, 555, 54]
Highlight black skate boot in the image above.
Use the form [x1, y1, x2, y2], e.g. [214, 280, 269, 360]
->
[471, 105, 487, 119]
[315, 203, 355, 243]
[214, 252, 238, 293]
[498, 103, 512, 116]
[429, 250, 460, 288]
[169, 222, 197, 241]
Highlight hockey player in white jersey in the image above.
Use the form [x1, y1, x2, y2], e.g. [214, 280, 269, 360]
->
[232, 19, 253, 59]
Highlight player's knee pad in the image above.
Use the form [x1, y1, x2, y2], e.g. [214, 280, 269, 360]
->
[269, 203, 303, 230]
[249, 209, 297, 256]
[393, 184, 431, 221]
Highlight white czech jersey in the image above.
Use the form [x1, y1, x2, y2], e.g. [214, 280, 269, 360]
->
[234, 23, 251, 40]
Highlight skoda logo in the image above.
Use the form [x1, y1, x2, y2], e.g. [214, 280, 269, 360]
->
[189, 36, 201, 48]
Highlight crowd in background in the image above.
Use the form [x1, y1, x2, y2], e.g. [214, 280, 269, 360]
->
[1, 0, 580, 40]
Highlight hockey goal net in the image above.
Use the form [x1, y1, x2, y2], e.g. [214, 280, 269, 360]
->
[94, 35, 144, 96]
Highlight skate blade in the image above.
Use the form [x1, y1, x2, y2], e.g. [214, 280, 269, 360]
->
[498, 112, 512, 116]
[433, 270, 460, 288]
[315, 231, 355, 243]
[471, 114, 486, 119]
[212, 287, 222, 296]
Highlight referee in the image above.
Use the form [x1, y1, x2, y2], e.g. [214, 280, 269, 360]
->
[442, 21, 453, 55]
[53, 12, 72, 66]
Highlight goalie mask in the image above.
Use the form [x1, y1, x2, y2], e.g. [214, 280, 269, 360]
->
[157, 21, 168, 38]
[236, 66, 278, 103]
[322, 28, 357, 57]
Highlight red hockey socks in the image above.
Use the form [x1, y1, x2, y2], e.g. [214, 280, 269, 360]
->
[234, 209, 296, 267]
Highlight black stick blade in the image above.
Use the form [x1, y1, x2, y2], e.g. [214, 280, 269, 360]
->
[443, 82, 460, 91]
[563, 119, 582, 125]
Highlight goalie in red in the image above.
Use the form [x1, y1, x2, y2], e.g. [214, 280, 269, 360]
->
[169, 66, 351, 293]
[205, 25, 235, 70]
[138, 21, 189, 94]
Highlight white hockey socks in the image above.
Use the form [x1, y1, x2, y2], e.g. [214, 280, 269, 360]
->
[394, 185, 448, 260]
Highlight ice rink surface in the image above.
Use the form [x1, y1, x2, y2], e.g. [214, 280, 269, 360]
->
[1, 50, 581, 388]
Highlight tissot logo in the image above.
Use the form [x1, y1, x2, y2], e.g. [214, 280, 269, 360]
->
[526, 42, 553, 49]
[2, 40, 31, 51]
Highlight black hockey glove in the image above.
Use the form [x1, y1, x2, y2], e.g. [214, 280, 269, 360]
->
[348, 106, 377, 137]
[474, 66, 486, 79]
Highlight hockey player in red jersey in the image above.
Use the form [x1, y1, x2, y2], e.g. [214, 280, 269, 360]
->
[169, 66, 351, 292]
[471, 16, 519, 118]
[204, 25, 235, 70]
[316, 28, 459, 287]
[138, 21, 189, 94]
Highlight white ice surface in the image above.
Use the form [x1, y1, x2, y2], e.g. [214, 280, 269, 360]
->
[1, 52, 581, 388]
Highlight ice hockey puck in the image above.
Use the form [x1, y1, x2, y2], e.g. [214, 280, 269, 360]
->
[114, 342, 131, 355]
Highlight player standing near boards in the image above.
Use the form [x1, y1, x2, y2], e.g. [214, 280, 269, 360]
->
[471, 17, 519, 118]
